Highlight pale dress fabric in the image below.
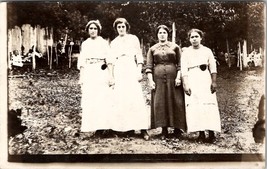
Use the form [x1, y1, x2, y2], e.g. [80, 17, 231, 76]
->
[78, 36, 114, 132]
[181, 45, 221, 132]
[110, 34, 150, 131]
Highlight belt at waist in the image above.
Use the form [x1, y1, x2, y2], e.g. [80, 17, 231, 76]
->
[85, 58, 105, 64]
[116, 54, 128, 59]
[155, 62, 175, 65]
[188, 64, 208, 71]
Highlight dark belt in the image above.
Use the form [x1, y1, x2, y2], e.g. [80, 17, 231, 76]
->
[188, 64, 208, 71]
[155, 62, 175, 65]
[85, 58, 105, 64]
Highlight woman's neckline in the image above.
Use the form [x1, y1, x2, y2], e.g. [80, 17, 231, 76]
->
[158, 41, 169, 46]
[192, 44, 202, 49]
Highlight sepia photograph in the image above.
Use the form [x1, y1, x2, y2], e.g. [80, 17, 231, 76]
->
[1, 0, 265, 168]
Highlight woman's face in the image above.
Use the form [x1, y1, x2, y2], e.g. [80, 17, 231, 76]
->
[157, 28, 168, 42]
[189, 31, 202, 47]
[117, 23, 127, 36]
[88, 23, 98, 38]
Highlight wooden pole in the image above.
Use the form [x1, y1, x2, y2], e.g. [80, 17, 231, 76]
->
[238, 42, 242, 70]
[69, 44, 73, 68]
[243, 40, 247, 68]
[226, 39, 231, 68]
[32, 26, 36, 70]
[46, 28, 49, 66]
[172, 22, 176, 43]
[8, 29, 12, 69]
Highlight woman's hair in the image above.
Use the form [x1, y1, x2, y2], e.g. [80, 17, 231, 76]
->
[156, 25, 170, 36]
[187, 28, 204, 39]
[85, 20, 102, 35]
[113, 18, 130, 33]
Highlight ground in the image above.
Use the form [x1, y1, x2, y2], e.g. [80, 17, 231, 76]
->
[7, 64, 265, 155]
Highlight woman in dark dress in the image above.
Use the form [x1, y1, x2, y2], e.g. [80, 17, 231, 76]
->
[146, 25, 186, 139]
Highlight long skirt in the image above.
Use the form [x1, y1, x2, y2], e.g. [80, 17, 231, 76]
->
[80, 61, 114, 132]
[151, 78, 187, 131]
[184, 67, 221, 132]
[111, 56, 150, 131]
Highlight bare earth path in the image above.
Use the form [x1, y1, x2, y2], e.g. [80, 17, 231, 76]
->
[8, 65, 264, 155]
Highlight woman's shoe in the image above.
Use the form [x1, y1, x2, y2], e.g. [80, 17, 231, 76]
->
[160, 127, 168, 140]
[141, 130, 150, 141]
[125, 130, 135, 137]
[173, 128, 183, 139]
[196, 131, 206, 143]
[206, 130, 216, 143]
[92, 130, 104, 138]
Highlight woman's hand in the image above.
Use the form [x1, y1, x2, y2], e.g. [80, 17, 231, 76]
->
[137, 73, 143, 82]
[109, 77, 115, 89]
[149, 80, 156, 90]
[211, 73, 217, 94]
[175, 78, 182, 87]
[211, 82, 217, 94]
[182, 76, 191, 96]
[183, 83, 191, 96]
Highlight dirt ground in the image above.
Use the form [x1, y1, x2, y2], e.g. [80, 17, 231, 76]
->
[7, 63, 265, 155]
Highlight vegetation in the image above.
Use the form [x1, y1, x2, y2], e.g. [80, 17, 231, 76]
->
[7, 1, 265, 53]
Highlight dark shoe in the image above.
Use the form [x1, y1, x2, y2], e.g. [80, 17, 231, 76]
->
[196, 131, 206, 143]
[141, 130, 150, 141]
[206, 136, 216, 143]
[159, 134, 166, 140]
[92, 130, 104, 138]
[125, 130, 135, 137]
[160, 127, 168, 140]
[173, 128, 183, 139]
[102, 129, 117, 138]
[206, 131, 216, 143]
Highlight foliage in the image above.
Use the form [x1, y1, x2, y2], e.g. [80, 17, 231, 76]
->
[7, 1, 265, 53]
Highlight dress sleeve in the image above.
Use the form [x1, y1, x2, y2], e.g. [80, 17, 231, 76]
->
[145, 47, 153, 74]
[102, 39, 111, 64]
[175, 44, 182, 71]
[207, 48, 217, 74]
[133, 35, 144, 64]
[77, 42, 85, 70]
[108, 40, 117, 65]
[181, 50, 189, 77]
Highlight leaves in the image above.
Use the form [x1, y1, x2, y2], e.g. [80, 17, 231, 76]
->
[7, 2, 265, 51]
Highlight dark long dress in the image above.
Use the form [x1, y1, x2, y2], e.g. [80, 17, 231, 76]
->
[146, 42, 186, 131]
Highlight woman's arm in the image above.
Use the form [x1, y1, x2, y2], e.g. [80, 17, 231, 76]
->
[181, 49, 191, 95]
[174, 45, 182, 86]
[145, 47, 155, 89]
[208, 48, 217, 93]
[77, 42, 85, 70]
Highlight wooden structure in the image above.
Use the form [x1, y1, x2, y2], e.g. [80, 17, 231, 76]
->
[8, 24, 53, 70]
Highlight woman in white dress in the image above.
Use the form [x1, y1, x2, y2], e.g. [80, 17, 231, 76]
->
[109, 18, 150, 140]
[78, 20, 113, 137]
[181, 28, 221, 143]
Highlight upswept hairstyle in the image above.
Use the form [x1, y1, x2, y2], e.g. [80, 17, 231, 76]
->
[187, 28, 204, 39]
[113, 18, 130, 34]
[156, 25, 170, 36]
[85, 20, 102, 35]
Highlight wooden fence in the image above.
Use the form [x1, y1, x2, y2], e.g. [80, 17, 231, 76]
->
[8, 24, 53, 69]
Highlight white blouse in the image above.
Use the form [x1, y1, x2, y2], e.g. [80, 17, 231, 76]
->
[181, 45, 217, 76]
[77, 36, 110, 69]
[110, 34, 143, 64]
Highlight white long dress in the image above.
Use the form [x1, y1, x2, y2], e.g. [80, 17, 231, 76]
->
[78, 36, 113, 132]
[110, 34, 150, 131]
[181, 45, 221, 132]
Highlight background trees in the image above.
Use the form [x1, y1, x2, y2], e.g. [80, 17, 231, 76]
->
[7, 1, 265, 54]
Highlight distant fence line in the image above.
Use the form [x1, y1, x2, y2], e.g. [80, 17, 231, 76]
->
[8, 24, 53, 56]
[8, 24, 53, 69]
